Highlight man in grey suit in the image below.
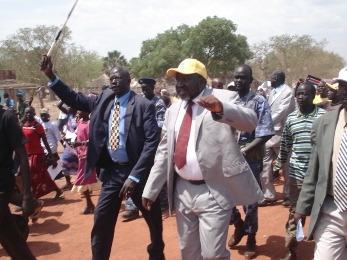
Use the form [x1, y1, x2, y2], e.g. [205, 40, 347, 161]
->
[142, 58, 263, 260]
[294, 68, 347, 260]
[259, 71, 295, 206]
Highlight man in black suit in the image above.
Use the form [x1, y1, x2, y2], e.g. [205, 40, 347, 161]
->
[40, 56, 164, 260]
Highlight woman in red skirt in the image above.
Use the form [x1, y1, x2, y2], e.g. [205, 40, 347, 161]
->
[21, 106, 63, 200]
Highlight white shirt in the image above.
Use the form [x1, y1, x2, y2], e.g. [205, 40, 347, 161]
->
[40, 120, 62, 154]
[174, 90, 205, 181]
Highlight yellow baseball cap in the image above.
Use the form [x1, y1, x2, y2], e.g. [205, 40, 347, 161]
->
[166, 58, 207, 79]
[326, 82, 339, 90]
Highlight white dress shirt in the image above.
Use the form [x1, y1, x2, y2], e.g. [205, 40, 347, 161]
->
[174, 89, 205, 181]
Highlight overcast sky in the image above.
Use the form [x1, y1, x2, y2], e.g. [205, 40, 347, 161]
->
[1, 0, 346, 64]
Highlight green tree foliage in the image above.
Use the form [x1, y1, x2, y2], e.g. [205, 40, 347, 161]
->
[0, 25, 103, 99]
[248, 34, 346, 86]
[102, 50, 129, 75]
[130, 17, 251, 79]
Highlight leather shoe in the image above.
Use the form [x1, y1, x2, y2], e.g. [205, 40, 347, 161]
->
[228, 219, 246, 248]
[282, 198, 291, 207]
[122, 210, 139, 220]
[258, 198, 277, 207]
[281, 250, 297, 260]
[244, 233, 256, 259]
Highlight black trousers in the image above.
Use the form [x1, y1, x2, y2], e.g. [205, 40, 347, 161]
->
[0, 191, 36, 260]
[91, 163, 165, 260]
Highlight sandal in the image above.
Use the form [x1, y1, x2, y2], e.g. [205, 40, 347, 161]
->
[80, 205, 95, 215]
[30, 200, 44, 224]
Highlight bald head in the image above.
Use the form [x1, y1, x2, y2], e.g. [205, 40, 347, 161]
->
[211, 78, 223, 89]
[270, 70, 285, 88]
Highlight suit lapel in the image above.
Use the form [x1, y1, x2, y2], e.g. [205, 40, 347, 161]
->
[124, 92, 135, 142]
[322, 108, 341, 175]
[194, 88, 212, 144]
[104, 93, 116, 121]
[270, 85, 286, 106]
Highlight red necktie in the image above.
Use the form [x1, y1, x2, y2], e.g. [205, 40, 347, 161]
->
[174, 101, 194, 169]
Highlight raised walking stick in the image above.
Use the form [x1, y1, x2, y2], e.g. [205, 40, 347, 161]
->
[47, 0, 79, 56]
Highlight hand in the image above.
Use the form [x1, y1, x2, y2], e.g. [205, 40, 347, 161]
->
[22, 197, 35, 218]
[196, 95, 223, 113]
[273, 170, 281, 180]
[40, 55, 56, 81]
[294, 212, 306, 227]
[119, 178, 137, 199]
[29, 96, 33, 102]
[142, 197, 154, 211]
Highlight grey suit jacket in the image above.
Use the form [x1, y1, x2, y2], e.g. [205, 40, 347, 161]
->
[295, 106, 342, 240]
[266, 84, 295, 148]
[142, 88, 264, 215]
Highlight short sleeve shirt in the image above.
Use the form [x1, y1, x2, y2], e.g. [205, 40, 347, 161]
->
[22, 119, 45, 155]
[0, 108, 27, 192]
[238, 92, 275, 144]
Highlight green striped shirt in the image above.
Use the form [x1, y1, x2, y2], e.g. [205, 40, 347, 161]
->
[274, 106, 326, 181]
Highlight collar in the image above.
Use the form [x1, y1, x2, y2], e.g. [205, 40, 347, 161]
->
[274, 83, 285, 94]
[115, 91, 131, 105]
[296, 105, 319, 117]
[182, 88, 206, 108]
[24, 118, 38, 126]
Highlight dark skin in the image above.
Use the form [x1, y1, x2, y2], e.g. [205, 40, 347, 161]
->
[234, 66, 272, 156]
[40, 113, 64, 147]
[327, 88, 340, 105]
[269, 71, 285, 89]
[40, 55, 135, 199]
[70, 111, 94, 212]
[273, 83, 316, 180]
[142, 72, 224, 210]
[292, 84, 323, 227]
[317, 81, 328, 98]
[211, 78, 223, 89]
[0, 101, 34, 217]
[141, 84, 155, 101]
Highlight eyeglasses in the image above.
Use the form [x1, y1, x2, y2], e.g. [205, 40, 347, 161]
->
[110, 76, 128, 82]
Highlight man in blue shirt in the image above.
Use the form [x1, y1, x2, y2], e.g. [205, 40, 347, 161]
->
[40, 55, 165, 260]
[123, 77, 167, 219]
[227, 65, 275, 258]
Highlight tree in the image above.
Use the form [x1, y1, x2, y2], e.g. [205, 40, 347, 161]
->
[185, 16, 251, 77]
[102, 50, 129, 75]
[130, 16, 251, 79]
[248, 34, 346, 86]
[0, 25, 103, 100]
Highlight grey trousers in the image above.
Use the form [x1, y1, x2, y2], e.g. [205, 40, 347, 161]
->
[261, 146, 290, 200]
[174, 176, 232, 260]
[313, 196, 347, 260]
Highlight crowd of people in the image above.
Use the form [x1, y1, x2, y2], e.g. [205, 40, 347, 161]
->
[1, 55, 347, 260]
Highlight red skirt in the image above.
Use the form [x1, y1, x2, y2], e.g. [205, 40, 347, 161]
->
[28, 153, 58, 198]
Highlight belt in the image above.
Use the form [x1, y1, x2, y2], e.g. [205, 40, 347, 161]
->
[116, 161, 130, 166]
[189, 180, 205, 185]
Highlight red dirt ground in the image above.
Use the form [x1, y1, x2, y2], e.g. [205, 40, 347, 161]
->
[0, 98, 315, 260]
[1, 179, 314, 260]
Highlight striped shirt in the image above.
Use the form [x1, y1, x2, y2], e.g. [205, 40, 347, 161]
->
[274, 106, 326, 181]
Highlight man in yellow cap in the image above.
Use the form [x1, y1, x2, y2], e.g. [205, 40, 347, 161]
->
[142, 58, 263, 260]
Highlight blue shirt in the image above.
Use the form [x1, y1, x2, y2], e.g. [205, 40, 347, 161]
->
[107, 91, 130, 163]
[150, 96, 166, 128]
[238, 91, 275, 144]
[273, 84, 285, 96]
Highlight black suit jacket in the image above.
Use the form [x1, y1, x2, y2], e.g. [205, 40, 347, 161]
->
[51, 80, 159, 181]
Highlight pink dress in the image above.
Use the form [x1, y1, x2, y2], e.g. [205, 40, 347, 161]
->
[71, 120, 101, 194]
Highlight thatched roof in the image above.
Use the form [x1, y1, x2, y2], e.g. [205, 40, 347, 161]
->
[84, 74, 110, 93]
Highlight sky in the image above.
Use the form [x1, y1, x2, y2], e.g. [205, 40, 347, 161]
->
[1, 0, 347, 64]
